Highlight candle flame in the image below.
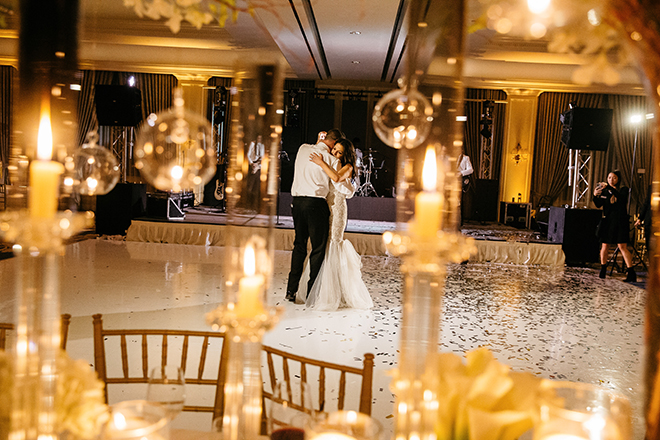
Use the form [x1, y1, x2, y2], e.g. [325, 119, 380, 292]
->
[113, 412, 127, 430]
[244, 244, 256, 277]
[421, 146, 437, 192]
[37, 103, 53, 161]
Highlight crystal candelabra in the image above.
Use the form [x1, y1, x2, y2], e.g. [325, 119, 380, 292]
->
[206, 61, 285, 440]
[373, 1, 473, 439]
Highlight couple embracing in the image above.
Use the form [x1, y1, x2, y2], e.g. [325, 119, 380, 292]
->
[284, 129, 373, 311]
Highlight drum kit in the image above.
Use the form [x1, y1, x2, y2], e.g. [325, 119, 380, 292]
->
[355, 148, 385, 197]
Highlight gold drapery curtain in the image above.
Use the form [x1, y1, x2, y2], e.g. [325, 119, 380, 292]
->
[531, 91, 653, 215]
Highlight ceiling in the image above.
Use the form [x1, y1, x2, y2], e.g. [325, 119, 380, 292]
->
[0, 0, 647, 95]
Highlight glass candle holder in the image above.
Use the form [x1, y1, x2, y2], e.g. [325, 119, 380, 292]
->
[206, 60, 285, 440]
[102, 400, 169, 440]
[134, 88, 216, 192]
[373, 2, 474, 440]
[533, 381, 632, 440]
[306, 411, 382, 440]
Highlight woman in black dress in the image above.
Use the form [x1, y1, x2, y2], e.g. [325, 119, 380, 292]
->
[593, 170, 635, 281]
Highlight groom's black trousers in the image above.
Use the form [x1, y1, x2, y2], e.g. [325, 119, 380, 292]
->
[286, 196, 330, 296]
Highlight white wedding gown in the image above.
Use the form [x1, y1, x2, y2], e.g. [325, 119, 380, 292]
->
[295, 184, 373, 311]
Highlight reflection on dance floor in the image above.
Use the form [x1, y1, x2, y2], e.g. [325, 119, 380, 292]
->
[0, 238, 646, 438]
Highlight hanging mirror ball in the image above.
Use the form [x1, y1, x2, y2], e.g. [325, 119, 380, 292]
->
[134, 109, 216, 192]
[67, 143, 121, 196]
[372, 87, 433, 149]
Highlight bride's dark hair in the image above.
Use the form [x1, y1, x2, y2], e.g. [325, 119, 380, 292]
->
[336, 138, 358, 178]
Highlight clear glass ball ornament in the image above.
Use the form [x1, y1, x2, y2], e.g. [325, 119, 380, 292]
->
[65, 133, 120, 195]
[372, 87, 433, 149]
[134, 89, 216, 192]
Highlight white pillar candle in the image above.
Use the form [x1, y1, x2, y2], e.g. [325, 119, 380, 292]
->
[413, 146, 442, 238]
[29, 101, 63, 219]
[235, 244, 265, 317]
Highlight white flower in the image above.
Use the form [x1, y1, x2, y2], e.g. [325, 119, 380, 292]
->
[56, 354, 109, 439]
[0, 350, 108, 440]
[125, 0, 247, 31]
[185, 9, 214, 29]
[474, 0, 632, 86]
[176, 0, 203, 7]
[165, 10, 184, 34]
[430, 347, 541, 440]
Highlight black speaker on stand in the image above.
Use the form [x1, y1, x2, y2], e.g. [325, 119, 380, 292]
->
[94, 85, 143, 127]
[560, 107, 614, 151]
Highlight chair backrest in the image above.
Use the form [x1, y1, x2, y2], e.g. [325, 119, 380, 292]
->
[0, 322, 12, 350]
[261, 344, 374, 416]
[92, 313, 229, 422]
[0, 313, 72, 351]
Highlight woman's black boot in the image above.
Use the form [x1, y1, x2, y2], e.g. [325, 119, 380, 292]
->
[599, 264, 607, 279]
[625, 267, 637, 283]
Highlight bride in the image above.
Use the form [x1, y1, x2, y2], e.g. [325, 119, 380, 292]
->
[295, 138, 373, 311]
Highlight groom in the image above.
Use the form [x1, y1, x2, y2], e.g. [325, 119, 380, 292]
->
[285, 129, 343, 302]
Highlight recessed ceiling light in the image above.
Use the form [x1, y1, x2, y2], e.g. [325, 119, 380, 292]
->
[350, 31, 361, 35]
[352, 60, 360, 64]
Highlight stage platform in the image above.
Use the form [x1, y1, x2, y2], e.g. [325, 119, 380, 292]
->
[125, 207, 565, 266]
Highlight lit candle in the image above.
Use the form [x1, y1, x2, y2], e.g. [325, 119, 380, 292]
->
[105, 405, 168, 440]
[29, 99, 64, 219]
[538, 435, 586, 440]
[413, 146, 442, 238]
[235, 244, 265, 317]
[310, 433, 357, 440]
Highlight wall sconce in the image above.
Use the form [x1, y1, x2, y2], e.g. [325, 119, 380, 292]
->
[511, 143, 529, 165]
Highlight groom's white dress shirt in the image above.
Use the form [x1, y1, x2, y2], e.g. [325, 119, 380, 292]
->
[291, 142, 340, 198]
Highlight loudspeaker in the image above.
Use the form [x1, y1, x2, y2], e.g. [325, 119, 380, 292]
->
[548, 207, 602, 264]
[472, 179, 499, 222]
[95, 183, 147, 235]
[95, 85, 143, 127]
[561, 107, 613, 151]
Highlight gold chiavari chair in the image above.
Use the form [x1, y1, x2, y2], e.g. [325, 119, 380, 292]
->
[0, 313, 72, 351]
[92, 313, 229, 423]
[261, 344, 375, 421]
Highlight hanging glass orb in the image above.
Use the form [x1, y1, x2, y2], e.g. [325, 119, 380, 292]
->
[134, 89, 216, 192]
[65, 134, 120, 196]
[372, 87, 433, 149]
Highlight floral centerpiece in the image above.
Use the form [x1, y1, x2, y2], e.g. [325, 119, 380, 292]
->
[430, 347, 541, 440]
[0, 350, 109, 440]
[123, 0, 273, 33]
